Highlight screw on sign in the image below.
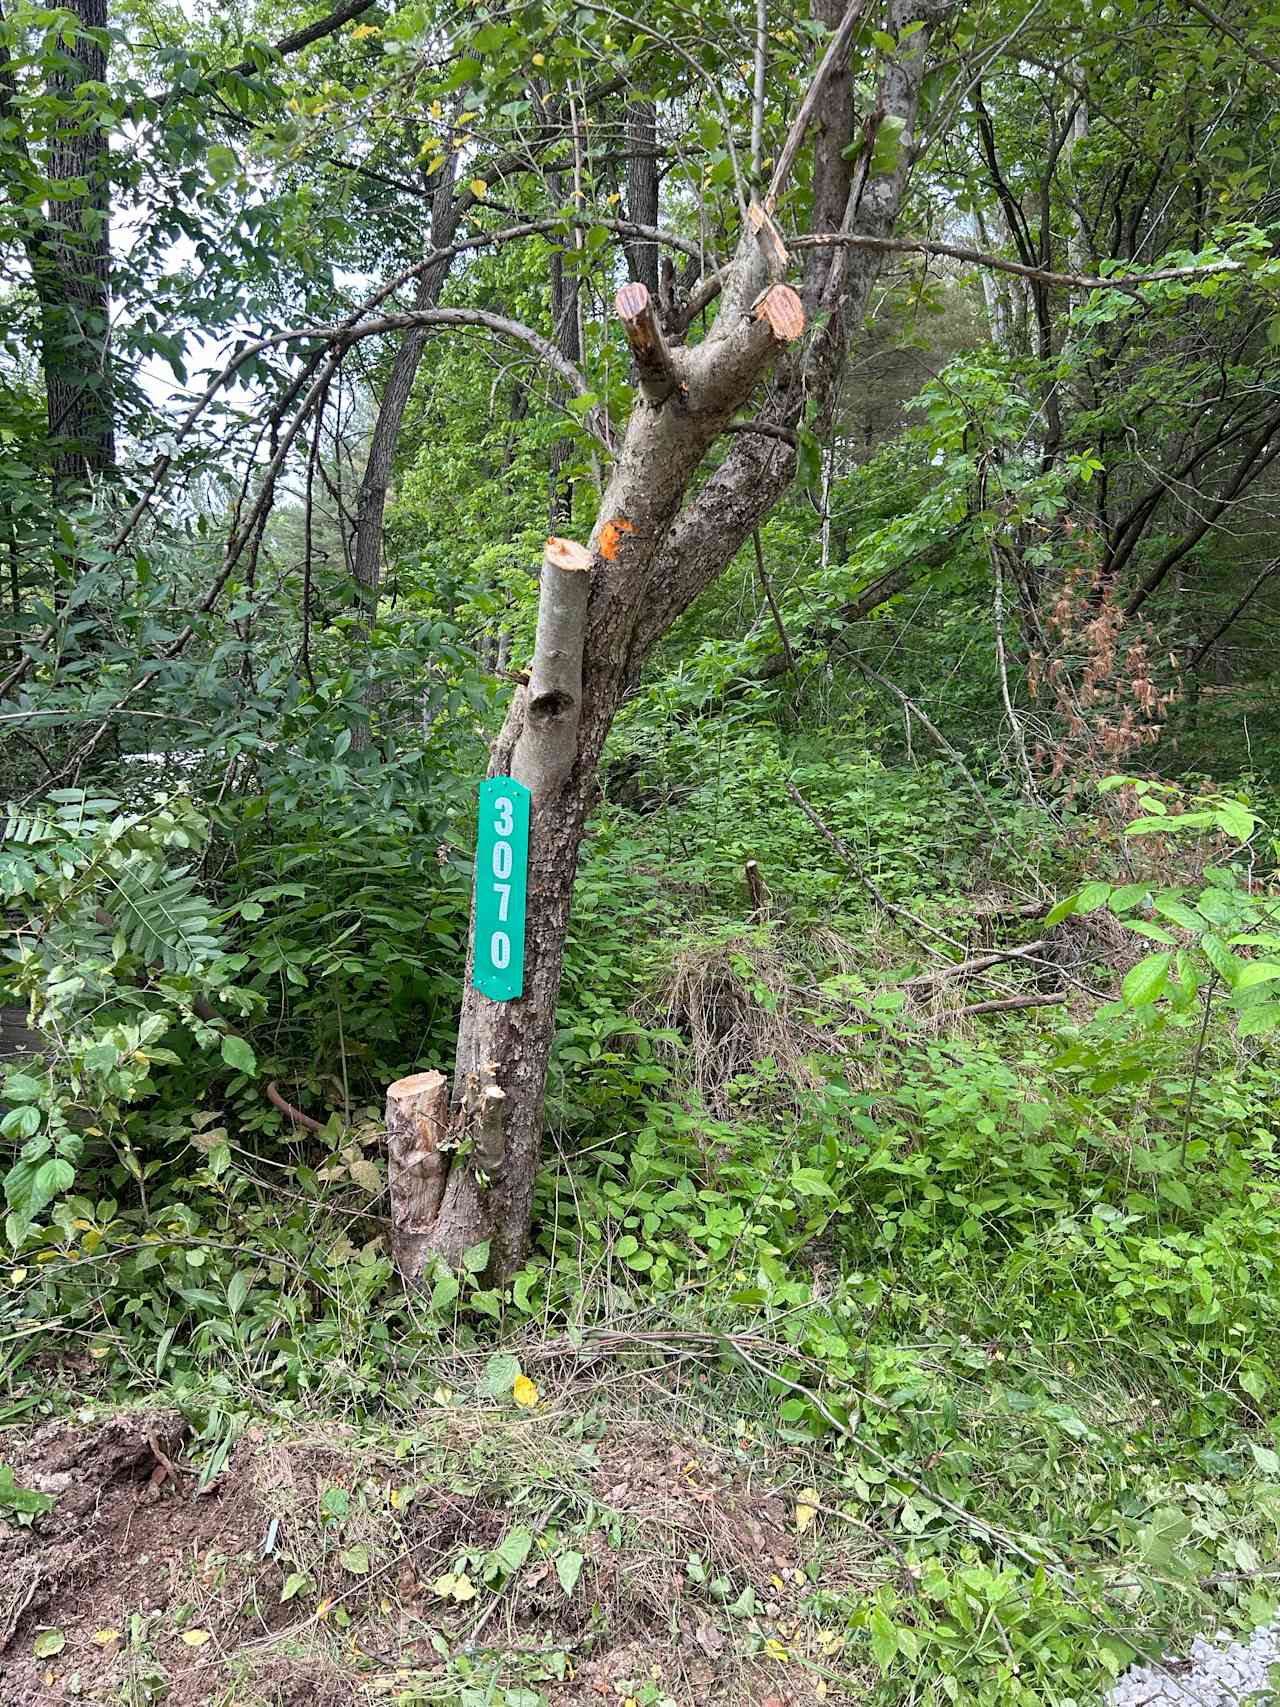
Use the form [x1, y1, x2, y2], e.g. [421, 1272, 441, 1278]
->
[472, 777, 530, 1001]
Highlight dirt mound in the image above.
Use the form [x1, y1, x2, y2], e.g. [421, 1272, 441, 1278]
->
[0, 1408, 267, 1705]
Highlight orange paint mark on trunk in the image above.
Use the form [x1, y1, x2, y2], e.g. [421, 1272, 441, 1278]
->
[598, 517, 636, 561]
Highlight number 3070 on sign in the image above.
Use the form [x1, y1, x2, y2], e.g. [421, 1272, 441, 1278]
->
[472, 776, 530, 1001]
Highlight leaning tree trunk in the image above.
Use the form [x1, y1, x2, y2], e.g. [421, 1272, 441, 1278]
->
[387, 0, 947, 1284]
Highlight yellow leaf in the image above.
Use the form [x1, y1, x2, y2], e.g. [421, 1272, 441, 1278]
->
[10, 1268, 27, 1284]
[512, 1373, 539, 1408]
[765, 1637, 789, 1661]
[532, 52, 545, 64]
[91, 1629, 121, 1647]
[816, 1682, 828, 1701]
[433, 1385, 452, 1404]
[351, 22, 380, 37]
[469, 178, 488, 198]
[795, 1487, 819, 1533]
[316, 1598, 333, 1620]
[180, 1629, 211, 1647]
[433, 1572, 476, 1602]
[90, 1346, 108, 1359]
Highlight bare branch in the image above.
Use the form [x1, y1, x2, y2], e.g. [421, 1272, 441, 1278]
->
[1178, 0, 1280, 80]
[793, 230, 1253, 294]
[768, 0, 872, 203]
[226, 0, 376, 78]
[751, 0, 768, 179]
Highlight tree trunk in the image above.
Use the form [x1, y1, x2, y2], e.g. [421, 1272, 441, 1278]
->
[34, 0, 115, 485]
[389, 0, 948, 1285]
[624, 101, 660, 297]
[350, 154, 461, 738]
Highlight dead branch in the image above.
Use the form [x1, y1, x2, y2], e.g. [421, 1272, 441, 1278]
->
[783, 779, 966, 956]
[745, 858, 769, 918]
[901, 940, 1048, 987]
[792, 231, 1252, 295]
[955, 992, 1069, 1017]
[266, 1080, 325, 1133]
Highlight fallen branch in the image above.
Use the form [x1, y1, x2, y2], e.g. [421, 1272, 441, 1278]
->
[954, 992, 1068, 1017]
[783, 779, 966, 957]
[266, 1080, 325, 1133]
[901, 940, 1048, 988]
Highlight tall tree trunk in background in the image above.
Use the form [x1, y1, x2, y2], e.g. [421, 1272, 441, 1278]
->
[624, 101, 660, 297]
[388, 0, 949, 1282]
[547, 231, 582, 530]
[32, 0, 114, 485]
[350, 154, 460, 734]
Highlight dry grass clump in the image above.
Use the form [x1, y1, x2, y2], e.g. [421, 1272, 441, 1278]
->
[646, 930, 852, 1114]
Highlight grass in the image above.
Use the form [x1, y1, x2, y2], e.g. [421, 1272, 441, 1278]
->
[4, 748, 1280, 1704]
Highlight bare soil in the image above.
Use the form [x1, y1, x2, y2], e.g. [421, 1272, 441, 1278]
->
[0, 1407, 869, 1706]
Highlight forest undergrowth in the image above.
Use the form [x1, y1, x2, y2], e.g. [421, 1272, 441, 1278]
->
[3, 729, 1279, 1707]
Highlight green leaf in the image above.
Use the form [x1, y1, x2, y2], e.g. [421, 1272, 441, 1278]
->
[1214, 798, 1256, 841]
[1107, 883, 1150, 913]
[869, 1609, 899, 1672]
[1151, 897, 1205, 931]
[431, 1272, 459, 1311]
[1237, 1004, 1280, 1036]
[220, 1034, 257, 1075]
[462, 1239, 490, 1274]
[1122, 951, 1171, 1006]
[491, 1524, 533, 1576]
[1201, 933, 1242, 986]
[794, 425, 823, 488]
[2, 1072, 43, 1104]
[1045, 892, 1080, 927]
[555, 1550, 585, 1595]
[226, 1271, 251, 1314]
[206, 143, 238, 183]
[1240, 1368, 1268, 1402]
[281, 1572, 310, 1602]
[790, 1167, 835, 1198]
[320, 1486, 350, 1520]
[33, 1628, 65, 1657]
[1234, 961, 1280, 990]
[1250, 1443, 1280, 1474]
[868, 114, 906, 176]
[339, 1544, 370, 1575]
[0, 1106, 40, 1140]
[1074, 882, 1112, 914]
[0, 1462, 56, 1521]
[482, 1352, 522, 1397]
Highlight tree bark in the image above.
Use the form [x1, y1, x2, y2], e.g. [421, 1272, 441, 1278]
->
[350, 152, 461, 725]
[391, 0, 949, 1284]
[33, 0, 115, 485]
[624, 101, 660, 297]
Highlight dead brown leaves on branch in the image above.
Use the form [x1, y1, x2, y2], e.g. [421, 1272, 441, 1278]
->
[1029, 533, 1179, 787]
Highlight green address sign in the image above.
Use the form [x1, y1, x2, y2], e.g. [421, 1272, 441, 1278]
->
[472, 776, 530, 1001]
